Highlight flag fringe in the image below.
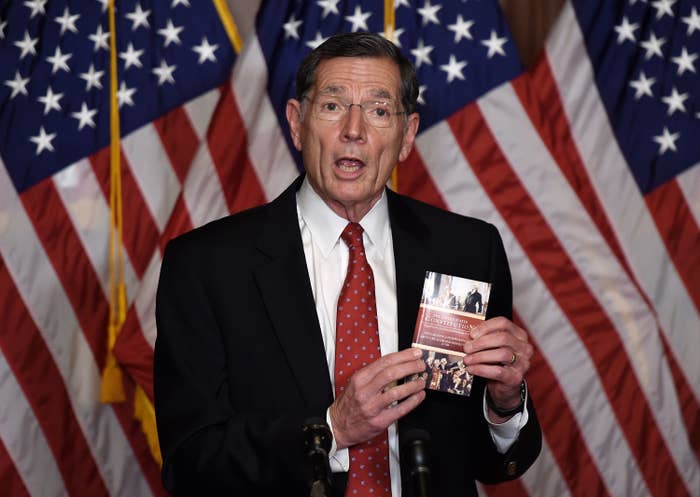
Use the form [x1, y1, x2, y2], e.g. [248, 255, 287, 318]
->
[134, 385, 163, 467]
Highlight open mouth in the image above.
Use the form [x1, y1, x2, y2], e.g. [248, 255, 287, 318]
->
[336, 157, 365, 173]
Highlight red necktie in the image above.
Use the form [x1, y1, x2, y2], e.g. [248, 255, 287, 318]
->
[335, 223, 391, 497]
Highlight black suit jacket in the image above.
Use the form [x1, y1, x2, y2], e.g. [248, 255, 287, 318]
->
[154, 177, 541, 497]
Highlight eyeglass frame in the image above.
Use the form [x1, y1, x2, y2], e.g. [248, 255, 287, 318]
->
[301, 94, 408, 128]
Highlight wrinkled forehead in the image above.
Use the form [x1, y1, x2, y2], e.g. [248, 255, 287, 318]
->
[311, 56, 401, 100]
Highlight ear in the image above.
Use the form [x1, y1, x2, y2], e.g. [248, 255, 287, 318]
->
[285, 99, 304, 151]
[398, 112, 420, 162]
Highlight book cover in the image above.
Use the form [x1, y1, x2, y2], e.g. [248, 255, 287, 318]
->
[410, 271, 492, 396]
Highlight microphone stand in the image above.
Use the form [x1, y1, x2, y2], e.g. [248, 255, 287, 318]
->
[303, 418, 333, 497]
[401, 428, 432, 497]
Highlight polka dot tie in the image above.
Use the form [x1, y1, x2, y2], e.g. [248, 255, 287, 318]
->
[335, 223, 391, 497]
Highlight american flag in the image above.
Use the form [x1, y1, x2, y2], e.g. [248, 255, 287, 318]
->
[0, 0, 236, 495]
[1, 1, 699, 497]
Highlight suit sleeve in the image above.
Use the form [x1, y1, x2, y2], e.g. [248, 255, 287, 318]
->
[470, 224, 542, 484]
[154, 238, 318, 496]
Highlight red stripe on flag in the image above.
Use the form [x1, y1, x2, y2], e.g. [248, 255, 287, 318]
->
[0, 437, 31, 497]
[517, 58, 700, 455]
[89, 147, 160, 278]
[17, 179, 169, 494]
[516, 315, 611, 497]
[512, 63, 638, 296]
[19, 178, 108, 368]
[0, 262, 111, 497]
[644, 179, 700, 314]
[396, 148, 448, 210]
[153, 106, 200, 184]
[208, 82, 266, 214]
[481, 480, 529, 497]
[114, 306, 156, 401]
[159, 193, 194, 253]
[448, 105, 691, 497]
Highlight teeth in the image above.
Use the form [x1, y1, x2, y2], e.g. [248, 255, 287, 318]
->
[337, 158, 363, 171]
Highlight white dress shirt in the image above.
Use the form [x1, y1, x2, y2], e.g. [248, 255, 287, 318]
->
[296, 177, 527, 496]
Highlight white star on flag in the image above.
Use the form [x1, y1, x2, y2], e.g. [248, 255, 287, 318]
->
[116, 81, 136, 108]
[682, 6, 700, 35]
[4, 71, 30, 99]
[54, 6, 80, 35]
[120, 43, 144, 69]
[411, 39, 434, 68]
[152, 60, 177, 85]
[29, 126, 56, 155]
[651, 0, 676, 20]
[0, 19, 7, 39]
[640, 32, 666, 60]
[46, 46, 72, 74]
[661, 87, 689, 115]
[481, 30, 508, 58]
[317, 0, 340, 19]
[629, 71, 655, 99]
[171, 0, 190, 6]
[614, 16, 639, 44]
[417, 0, 442, 26]
[24, 0, 47, 19]
[380, 27, 404, 48]
[305, 32, 327, 50]
[193, 37, 219, 64]
[158, 20, 184, 47]
[71, 102, 97, 130]
[448, 15, 475, 43]
[89, 25, 110, 51]
[671, 47, 697, 75]
[440, 54, 467, 83]
[14, 31, 39, 59]
[37, 86, 64, 115]
[283, 14, 302, 40]
[126, 2, 150, 31]
[79, 64, 104, 91]
[95, 0, 109, 13]
[345, 5, 371, 32]
[653, 126, 680, 154]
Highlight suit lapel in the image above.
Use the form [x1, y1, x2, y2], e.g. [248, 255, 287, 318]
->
[387, 190, 436, 353]
[254, 178, 334, 411]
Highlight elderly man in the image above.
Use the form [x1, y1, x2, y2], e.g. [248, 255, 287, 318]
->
[154, 32, 541, 497]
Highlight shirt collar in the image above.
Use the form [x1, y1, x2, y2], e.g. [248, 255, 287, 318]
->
[297, 176, 391, 259]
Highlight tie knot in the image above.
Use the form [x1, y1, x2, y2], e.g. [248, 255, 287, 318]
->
[340, 222, 364, 252]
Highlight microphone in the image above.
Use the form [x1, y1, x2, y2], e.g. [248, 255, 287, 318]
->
[401, 428, 432, 497]
[302, 417, 333, 497]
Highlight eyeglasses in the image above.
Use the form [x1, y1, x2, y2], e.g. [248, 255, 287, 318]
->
[304, 95, 406, 128]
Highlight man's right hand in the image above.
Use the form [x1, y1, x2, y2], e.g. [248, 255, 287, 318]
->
[329, 348, 427, 450]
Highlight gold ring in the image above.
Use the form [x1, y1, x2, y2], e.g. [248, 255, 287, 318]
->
[509, 351, 516, 365]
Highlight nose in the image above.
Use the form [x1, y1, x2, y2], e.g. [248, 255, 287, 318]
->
[340, 104, 366, 142]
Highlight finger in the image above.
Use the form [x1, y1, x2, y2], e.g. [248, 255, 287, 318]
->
[352, 349, 425, 386]
[358, 357, 426, 394]
[465, 362, 523, 385]
[470, 316, 528, 342]
[463, 346, 515, 367]
[374, 389, 426, 427]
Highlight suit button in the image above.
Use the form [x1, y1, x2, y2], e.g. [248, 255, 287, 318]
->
[505, 461, 517, 476]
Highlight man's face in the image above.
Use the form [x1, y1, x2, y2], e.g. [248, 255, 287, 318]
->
[286, 56, 419, 221]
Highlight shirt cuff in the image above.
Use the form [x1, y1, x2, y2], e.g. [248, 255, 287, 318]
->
[482, 383, 530, 454]
[326, 408, 349, 472]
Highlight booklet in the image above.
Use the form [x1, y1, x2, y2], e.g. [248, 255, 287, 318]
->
[410, 271, 491, 396]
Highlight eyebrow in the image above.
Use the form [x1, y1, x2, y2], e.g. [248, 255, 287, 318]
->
[317, 86, 396, 101]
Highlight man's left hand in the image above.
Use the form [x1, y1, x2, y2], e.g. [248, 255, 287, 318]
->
[462, 317, 533, 419]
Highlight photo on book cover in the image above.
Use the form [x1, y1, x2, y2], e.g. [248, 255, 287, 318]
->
[410, 271, 492, 396]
